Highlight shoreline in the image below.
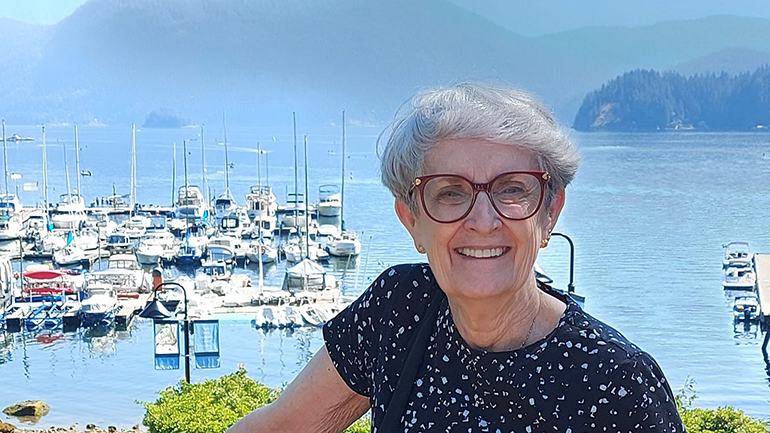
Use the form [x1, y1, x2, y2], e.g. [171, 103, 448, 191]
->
[4, 424, 145, 433]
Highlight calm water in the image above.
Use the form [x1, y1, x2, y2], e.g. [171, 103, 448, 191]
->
[0, 124, 769, 426]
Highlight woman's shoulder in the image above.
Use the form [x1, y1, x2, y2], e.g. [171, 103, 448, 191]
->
[554, 300, 651, 363]
[367, 262, 438, 297]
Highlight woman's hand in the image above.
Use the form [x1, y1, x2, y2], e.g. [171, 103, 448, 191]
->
[226, 345, 370, 433]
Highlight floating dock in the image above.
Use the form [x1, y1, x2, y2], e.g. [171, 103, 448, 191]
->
[755, 254, 770, 320]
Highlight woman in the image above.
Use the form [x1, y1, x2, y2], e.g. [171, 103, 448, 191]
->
[228, 83, 684, 432]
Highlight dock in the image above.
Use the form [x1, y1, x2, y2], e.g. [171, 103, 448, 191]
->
[115, 293, 152, 329]
[755, 254, 770, 320]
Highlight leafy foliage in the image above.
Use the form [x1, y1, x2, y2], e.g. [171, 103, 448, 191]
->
[140, 367, 278, 433]
[140, 367, 370, 433]
[574, 66, 770, 131]
[675, 378, 770, 433]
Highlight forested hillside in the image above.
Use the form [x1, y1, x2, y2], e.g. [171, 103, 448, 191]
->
[573, 67, 770, 131]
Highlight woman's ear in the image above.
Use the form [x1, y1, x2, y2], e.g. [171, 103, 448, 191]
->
[395, 199, 420, 243]
[544, 189, 566, 235]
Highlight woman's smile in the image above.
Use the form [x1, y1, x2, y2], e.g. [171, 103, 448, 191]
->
[454, 246, 509, 258]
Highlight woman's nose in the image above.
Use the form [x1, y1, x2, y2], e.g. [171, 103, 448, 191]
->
[463, 192, 502, 232]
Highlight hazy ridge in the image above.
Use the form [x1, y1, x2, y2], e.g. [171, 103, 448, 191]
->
[2, 1, 770, 127]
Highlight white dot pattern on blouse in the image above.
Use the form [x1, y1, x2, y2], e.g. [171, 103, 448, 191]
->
[323, 264, 684, 432]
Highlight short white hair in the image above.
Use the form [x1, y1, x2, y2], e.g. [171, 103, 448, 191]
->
[378, 82, 580, 210]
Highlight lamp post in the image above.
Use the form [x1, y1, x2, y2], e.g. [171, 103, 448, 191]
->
[550, 232, 575, 294]
[139, 281, 191, 383]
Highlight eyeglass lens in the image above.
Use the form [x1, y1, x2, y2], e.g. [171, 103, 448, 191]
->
[422, 173, 542, 222]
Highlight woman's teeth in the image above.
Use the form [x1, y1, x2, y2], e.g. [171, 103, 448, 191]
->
[457, 247, 505, 258]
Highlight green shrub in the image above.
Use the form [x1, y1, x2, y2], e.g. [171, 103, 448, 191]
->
[140, 367, 279, 433]
[140, 367, 371, 433]
[676, 377, 770, 433]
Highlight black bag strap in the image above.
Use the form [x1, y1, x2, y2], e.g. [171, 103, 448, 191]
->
[379, 287, 446, 430]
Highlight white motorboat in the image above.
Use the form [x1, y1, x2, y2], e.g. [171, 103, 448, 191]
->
[282, 237, 328, 263]
[53, 245, 88, 267]
[246, 239, 277, 264]
[208, 236, 246, 263]
[174, 224, 208, 266]
[246, 185, 278, 221]
[119, 215, 150, 239]
[281, 193, 309, 228]
[73, 229, 100, 252]
[213, 191, 238, 222]
[0, 216, 23, 240]
[106, 232, 134, 253]
[136, 230, 175, 264]
[0, 194, 21, 214]
[723, 241, 753, 268]
[733, 294, 760, 321]
[298, 304, 334, 327]
[253, 305, 287, 329]
[282, 306, 304, 328]
[175, 185, 208, 220]
[317, 184, 342, 217]
[326, 231, 362, 257]
[51, 193, 87, 230]
[79, 284, 120, 327]
[219, 208, 251, 238]
[723, 263, 756, 290]
[85, 254, 152, 297]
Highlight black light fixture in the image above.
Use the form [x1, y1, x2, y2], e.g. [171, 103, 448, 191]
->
[139, 282, 191, 383]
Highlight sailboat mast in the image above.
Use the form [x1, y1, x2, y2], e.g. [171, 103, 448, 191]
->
[42, 126, 48, 207]
[304, 134, 310, 259]
[340, 110, 346, 227]
[172, 142, 177, 206]
[183, 140, 189, 187]
[223, 111, 230, 193]
[74, 125, 81, 196]
[257, 142, 261, 187]
[200, 125, 207, 204]
[130, 123, 137, 213]
[292, 112, 298, 203]
[2, 119, 7, 196]
[62, 140, 71, 195]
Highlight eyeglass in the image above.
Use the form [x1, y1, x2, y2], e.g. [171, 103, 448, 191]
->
[410, 171, 550, 223]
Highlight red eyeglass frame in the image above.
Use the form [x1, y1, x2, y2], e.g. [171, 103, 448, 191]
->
[410, 171, 550, 223]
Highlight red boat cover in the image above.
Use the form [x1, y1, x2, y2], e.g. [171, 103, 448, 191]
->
[23, 270, 68, 280]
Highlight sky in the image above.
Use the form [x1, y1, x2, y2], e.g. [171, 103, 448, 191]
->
[3, 0, 770, 32]
[0, 0, 87, 24]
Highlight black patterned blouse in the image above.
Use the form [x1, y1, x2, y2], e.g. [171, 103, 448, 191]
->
[323, 264, 685, 432]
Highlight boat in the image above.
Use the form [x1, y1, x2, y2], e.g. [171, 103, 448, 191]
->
[53, 245, 89, 267]
[51, 193, 87, 230]
[85, 254, 151, 298]
[723, 241, 753, 268]
[281, 193, 310, 228]
[119, 215, 150, 239]
[135, 230, 175, 265]
[79, 285, 120, 328]
[174, 224, 208, 266]
[282, 258, 338, 295]
[21, 269, 83, 301]
[246, 185, 278, 221]
[105, 232, 134, 253]
[175, 185, 208, 220]
[6, 134, 34, 142]
[0, 215, 23, 240]
[0, 194, 21, 214]
[298, 304, 333, 327]
[246, 239, 277, 264]
[723, 263, 756, 290]
[326, 231, 362, 257]
[317, 184, 342, 217]
[733, 294, 760, 321]
[213, 191, 238, 222]
[208, 235, 245, 263]
[253, 305, 287, 329]
[219, 208, 251, 238]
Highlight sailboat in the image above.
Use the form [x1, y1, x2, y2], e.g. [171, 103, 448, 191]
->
[174, 139, 208, 266]
[326, 111, 362, 257]
[213, 112, 238, 223]
[51, 135, 86, 230]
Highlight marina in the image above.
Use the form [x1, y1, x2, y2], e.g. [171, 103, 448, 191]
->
[1, 128, 770, 426]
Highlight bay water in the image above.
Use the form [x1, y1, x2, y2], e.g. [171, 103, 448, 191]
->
[0, 124, 768, 425]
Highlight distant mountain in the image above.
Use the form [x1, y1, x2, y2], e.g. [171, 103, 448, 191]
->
[573, 67, 770, 131]
[670, 47, 770, 76]
[4, 2, 770, 128]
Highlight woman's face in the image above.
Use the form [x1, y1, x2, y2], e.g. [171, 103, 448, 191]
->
[396, 138, 565, 302]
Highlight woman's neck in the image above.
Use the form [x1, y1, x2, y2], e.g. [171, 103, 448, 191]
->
[447, 280, 565, 352]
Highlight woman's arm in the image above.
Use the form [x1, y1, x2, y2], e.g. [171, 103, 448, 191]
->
[227, 345, 370, 433]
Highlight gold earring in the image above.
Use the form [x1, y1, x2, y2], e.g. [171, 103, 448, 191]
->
[416, 245, 426, 254]
[540, 238, 549, 248]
